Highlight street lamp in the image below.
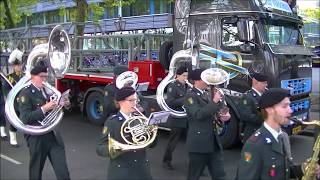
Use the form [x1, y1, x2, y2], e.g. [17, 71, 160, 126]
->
[114, 16, 126, 32]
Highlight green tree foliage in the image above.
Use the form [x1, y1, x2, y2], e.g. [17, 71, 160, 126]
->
[299, 8, 320, 22]
[0, 0, 38, 29]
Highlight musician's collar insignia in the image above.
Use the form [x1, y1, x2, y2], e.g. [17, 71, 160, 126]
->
[168, 87, 172, 92]
[253, 92, 257, 97]
[32, 89, 35, 93]
[104, 91, 108, 96]
[102, 127, 108, 134]
[20, 96, 25, 103]
[265, 137, 272, 144]
[118, 116, 123, 121]
[244, 152, 252, 162]
[197, 93, 201, 96]
[187, 97, 193, 105]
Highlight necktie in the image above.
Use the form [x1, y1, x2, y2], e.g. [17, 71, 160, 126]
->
[41, 88, 48, 100]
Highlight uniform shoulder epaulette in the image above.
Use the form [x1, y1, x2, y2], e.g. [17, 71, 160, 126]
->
[248, 130, 261, 142]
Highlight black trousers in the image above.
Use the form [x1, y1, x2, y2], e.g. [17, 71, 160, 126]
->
[26, 132, 70, 180]
[187, 152, 226, 180]
[0, 104, 5, 127]
[163, 127, 184, 162]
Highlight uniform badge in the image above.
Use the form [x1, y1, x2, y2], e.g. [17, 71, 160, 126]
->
[20, 96, 25, 103]
[265, 138, 272, 144]
[197, 93, 201, 96]
[102, 127, 108, 134]
[269, 165, 276, 177]
[104, 91, 108, 96]
[32, 89, 35, 93]
[243, 99, 247, 105]
[168, 87, 172, 92]
[187, 97, 193, 105]
[118, 116, 123, 121]
[244, 152, 252, 162]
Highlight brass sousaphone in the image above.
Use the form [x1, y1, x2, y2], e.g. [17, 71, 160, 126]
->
[5, 25, 71, 135]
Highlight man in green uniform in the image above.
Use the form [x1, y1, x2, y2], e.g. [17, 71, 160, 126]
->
[241, 73, 268, 143]
[6, 54, 24, 147]
[104, 65, 128, 118]
[0, 49, 24, 144]
[162, 66, 188, 170]
[236, 88, 320, 180]
[184, 69, 227, 180]
[18, 61, 70, 180]
[97, 87, 155, 180]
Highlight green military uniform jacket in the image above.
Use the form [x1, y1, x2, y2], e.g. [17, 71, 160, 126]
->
[184, 87, 223, 153]
[96, 112, 153, 180]
[236, 125, 303, 180]
[103, 84, 119, 117]
[165, 80, 188, 128]
[18, 84, 64, 145]
[7, 72, 24, 86]
[241, 89, 264, 142]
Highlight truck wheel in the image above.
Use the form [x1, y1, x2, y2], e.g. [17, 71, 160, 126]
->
[217, 108, 240, 149]
[159, 41, 173, 70]
[85, 91, 107, 125]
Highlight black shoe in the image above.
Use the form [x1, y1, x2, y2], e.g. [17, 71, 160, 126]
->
[162, 161, 174, 170]
[0, 136, 8, 141]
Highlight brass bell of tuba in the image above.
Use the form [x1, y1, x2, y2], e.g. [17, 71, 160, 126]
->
[5, 25, 71, 135]
[108, 107, 158, 159]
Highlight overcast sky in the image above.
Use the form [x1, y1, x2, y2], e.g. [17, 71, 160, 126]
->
[297, 0, 319, 9]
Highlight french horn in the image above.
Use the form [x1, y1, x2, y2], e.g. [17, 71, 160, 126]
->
[108, 107, 158, 159]
[5, 25, 71, 135]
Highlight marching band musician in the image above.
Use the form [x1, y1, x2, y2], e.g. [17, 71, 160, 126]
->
[240, 73, 268, 143]
[162, 66, 188, 170]
[104, 65, 128, 118]
[236, 88, 320, 180]
[0, 49, 24, 145]
[183, 69, 228, 180]
[6, 49, 24, 147]
[96, 86, 155, 180]
[18, 60, 70, 180]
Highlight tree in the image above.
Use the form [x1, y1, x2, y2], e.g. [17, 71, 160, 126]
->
[0, 0, 38, 29]
[299, 8, 320, 22]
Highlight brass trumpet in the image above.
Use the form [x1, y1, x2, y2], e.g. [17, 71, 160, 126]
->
[108, 107, 158, 159]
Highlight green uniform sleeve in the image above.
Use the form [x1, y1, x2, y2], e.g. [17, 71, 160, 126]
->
[96, 119, 112, 157]
[236, 141, 262, 180]
[184, 93, 220, 121]
[240, 95, 263, 125]
[103, 85, 118, 115]
[18, 89, 45, 124]
[166, 83, 185, 108]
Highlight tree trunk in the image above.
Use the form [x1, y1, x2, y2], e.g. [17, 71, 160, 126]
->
[3, 0, 15, 28]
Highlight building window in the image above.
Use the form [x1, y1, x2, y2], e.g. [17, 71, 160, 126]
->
[154, 1, 173, 14]
[46, 10, 64, 24]
[30, 13, 44, 26]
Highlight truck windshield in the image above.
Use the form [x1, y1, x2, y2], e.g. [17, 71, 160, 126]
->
[264, 21, 302, 45]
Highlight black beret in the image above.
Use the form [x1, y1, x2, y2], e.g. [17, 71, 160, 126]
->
[12, 59, 22, 65]
[115, 86, 136, 101]
[114, 65, 128, 76]
[259, 88, 290, 109]
[252, 73, 268, 82]
[188, 69, 204, 80]
[176, 66, 188, 75]
[30, 61, 48, 75]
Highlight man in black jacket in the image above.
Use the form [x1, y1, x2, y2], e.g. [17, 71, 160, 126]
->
[236, 88, 320, 180]
[97, 87, 154, 180]
[18, 61, 70, 180]
[162, 66, 188, 170]
[241, 73, 268, 143]
[184, 69, 227, 180]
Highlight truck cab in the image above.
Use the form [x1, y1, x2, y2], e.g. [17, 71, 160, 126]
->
[172, 0, 313, 148]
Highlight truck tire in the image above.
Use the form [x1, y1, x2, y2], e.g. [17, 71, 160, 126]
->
[85, 91, 108, 125]
[159, 41, 173, 70]
[218, 108, 240, 149]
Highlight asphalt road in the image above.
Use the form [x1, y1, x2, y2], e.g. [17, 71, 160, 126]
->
[1, 68, 319, 180]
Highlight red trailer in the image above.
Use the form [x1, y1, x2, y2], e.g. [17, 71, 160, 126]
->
[55, 33, 170, 124]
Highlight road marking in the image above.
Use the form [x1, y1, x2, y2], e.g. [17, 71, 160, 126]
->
[0, 154, 22, 165]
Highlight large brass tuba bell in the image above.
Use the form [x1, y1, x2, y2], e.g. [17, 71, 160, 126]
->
[5, 25, 71, 135]
[108, 107, 158, 159]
